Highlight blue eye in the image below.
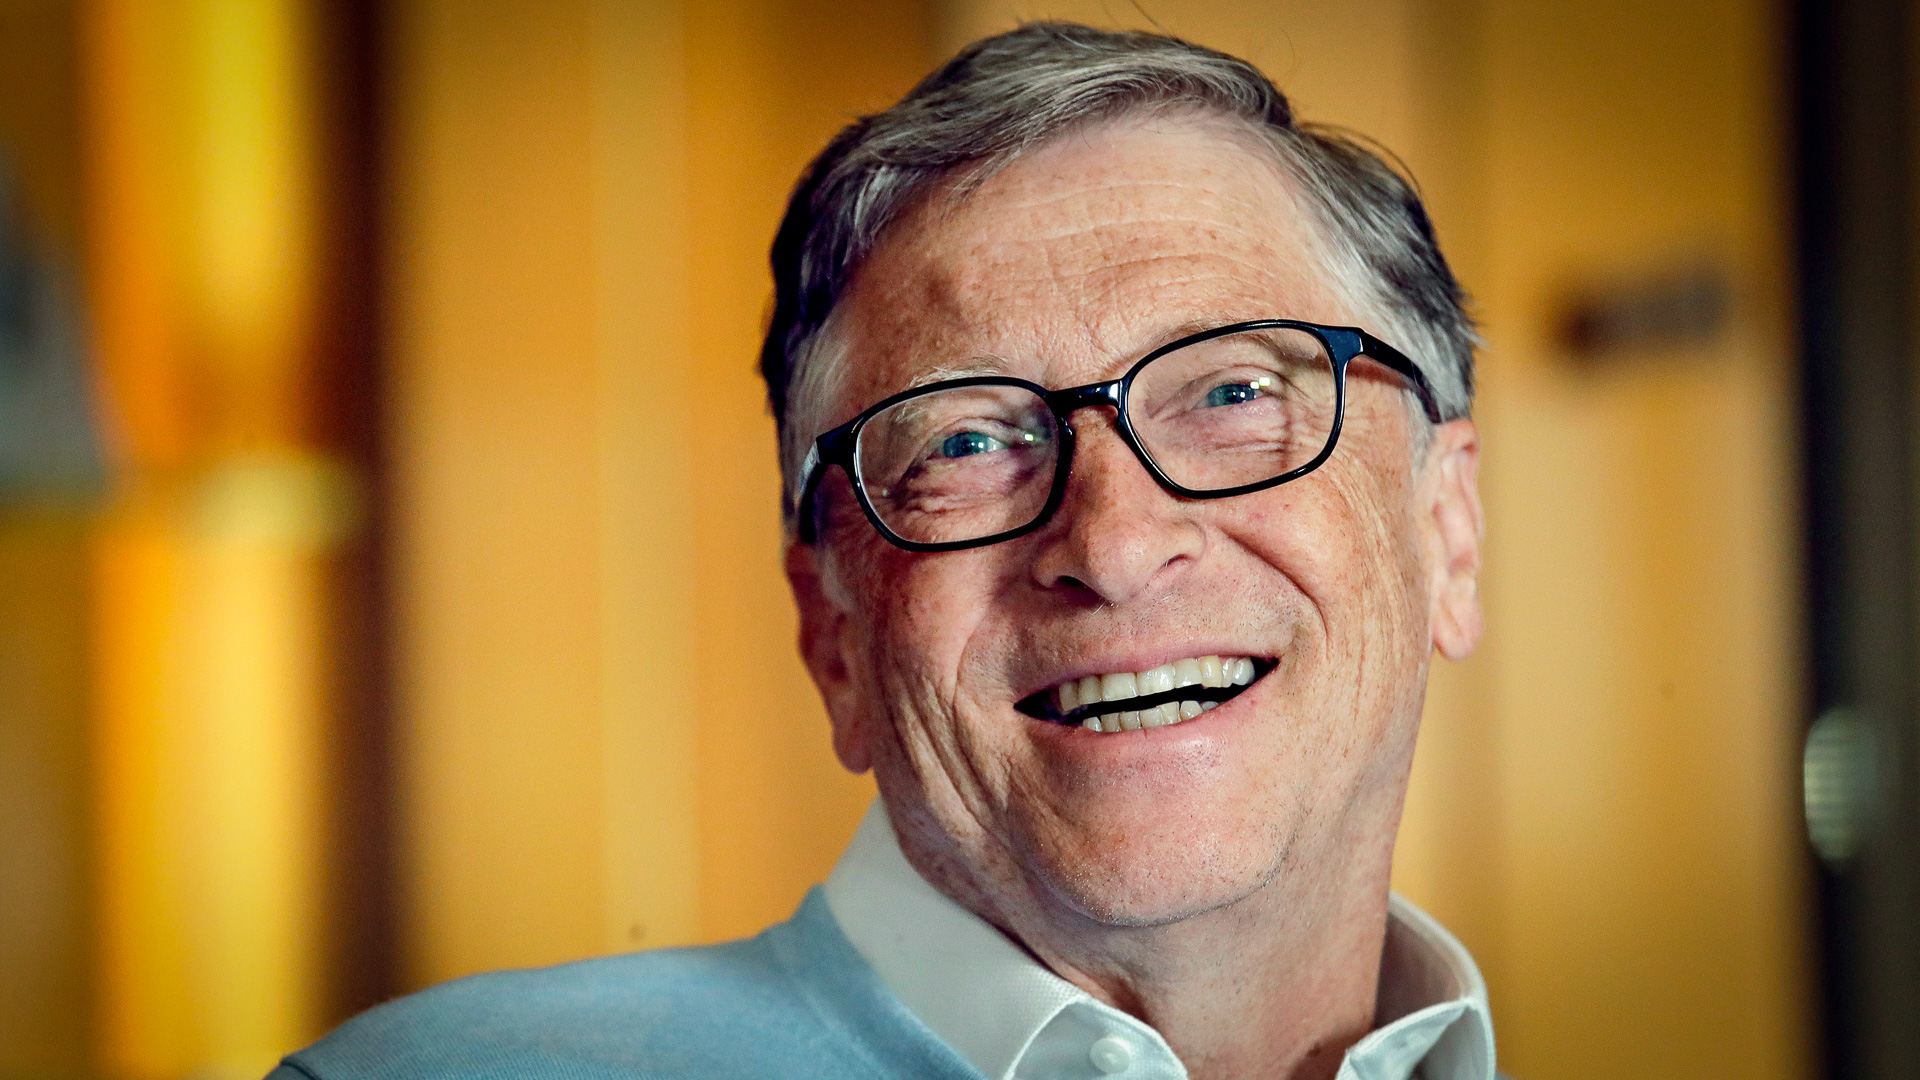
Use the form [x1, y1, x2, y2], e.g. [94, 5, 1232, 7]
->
[937, 431, 1006, 458]
[1204, 382, 1262, 407]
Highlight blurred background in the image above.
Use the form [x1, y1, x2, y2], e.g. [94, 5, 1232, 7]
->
[1, 0, 1915, 1078]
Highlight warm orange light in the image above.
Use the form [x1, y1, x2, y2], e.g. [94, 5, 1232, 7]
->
[83, 0, 342, 1075]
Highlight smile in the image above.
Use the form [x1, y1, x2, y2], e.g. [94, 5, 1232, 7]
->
[1015, 655, 1277, 732]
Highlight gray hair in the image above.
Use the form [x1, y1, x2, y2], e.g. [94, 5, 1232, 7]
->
[761, 21, 1475, 523]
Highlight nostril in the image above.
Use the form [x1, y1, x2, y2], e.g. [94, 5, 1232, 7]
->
[1048, 574, 1111, 606]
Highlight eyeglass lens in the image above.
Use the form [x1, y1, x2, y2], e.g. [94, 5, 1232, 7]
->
[852, 327, 1339, 546]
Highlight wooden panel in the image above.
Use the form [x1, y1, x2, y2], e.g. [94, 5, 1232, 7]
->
[683, 0, 925, 946]
[81, 1, 345, 1073]
[388, 0, 929, 980]
[0, 513, 92, 1078]
[388, 0, 616, 983]
[1476, 2, 1810, 1076]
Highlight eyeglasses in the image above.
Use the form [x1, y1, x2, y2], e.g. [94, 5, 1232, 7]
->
[793, 319, 1442, 552]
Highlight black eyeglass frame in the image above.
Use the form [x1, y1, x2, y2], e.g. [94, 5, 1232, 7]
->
[793, 319, 1444, 553]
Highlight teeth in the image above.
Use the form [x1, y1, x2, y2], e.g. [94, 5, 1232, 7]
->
[1078, 675, 1102, 707]
[1059, 654, 1264, 733]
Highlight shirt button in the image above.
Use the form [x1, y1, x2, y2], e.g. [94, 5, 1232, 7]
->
[1088, 1035, 1134, 1075]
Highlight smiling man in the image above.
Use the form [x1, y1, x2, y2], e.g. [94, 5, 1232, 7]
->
[274, 22, 1490, 1080]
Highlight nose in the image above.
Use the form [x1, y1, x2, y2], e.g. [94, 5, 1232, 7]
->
[1028, 413, 1206, 604]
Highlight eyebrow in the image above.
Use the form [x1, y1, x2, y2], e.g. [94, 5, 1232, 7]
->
[1145, 316, 1248, 351]
[905, 359, 1015, 387]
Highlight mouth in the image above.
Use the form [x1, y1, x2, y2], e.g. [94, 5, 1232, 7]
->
[1014, 655, 1277, 733]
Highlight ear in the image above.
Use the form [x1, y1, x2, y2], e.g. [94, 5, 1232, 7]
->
[1421, 419, 1484, 661]
[785, 540, 875, 774]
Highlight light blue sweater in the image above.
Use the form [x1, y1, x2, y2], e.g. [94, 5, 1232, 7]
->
[271, 888, 984, 1080]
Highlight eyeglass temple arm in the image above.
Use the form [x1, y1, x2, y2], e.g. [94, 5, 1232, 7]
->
[790, 440, 824, 543]
[1356, 331, 1446, 424]
[793, 426, 855, 545]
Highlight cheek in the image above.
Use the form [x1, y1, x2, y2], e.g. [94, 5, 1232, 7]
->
[837, 544, 1046, 838]
[1242, 403, 1426, 619]
[1229, 475, 1409, 615]
[1227, 445, 1430, 721]
[835, 542, 1019, 726]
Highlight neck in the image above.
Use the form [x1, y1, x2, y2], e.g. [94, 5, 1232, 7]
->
[899, 798, 1402, 1080]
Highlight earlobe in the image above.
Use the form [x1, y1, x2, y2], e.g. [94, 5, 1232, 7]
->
[1425, 421, 1484, 661]
[784, 541, 873, 774]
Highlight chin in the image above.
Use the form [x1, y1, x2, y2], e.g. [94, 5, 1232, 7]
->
[1018, 804, 1296, 928]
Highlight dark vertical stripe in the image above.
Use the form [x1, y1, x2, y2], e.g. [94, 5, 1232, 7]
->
[1793, 0, 1920, 1075]
[313, 0, 401, 1025]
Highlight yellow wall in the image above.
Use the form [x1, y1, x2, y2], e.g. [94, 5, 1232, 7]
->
[1474, 2, 1809, 1076]
[683, 0, 934, 944]
[390, 0, 640, 982]
[387, 0, 930, 986]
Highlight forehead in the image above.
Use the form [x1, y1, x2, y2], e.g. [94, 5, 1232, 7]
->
[830, 113, 1355, 414]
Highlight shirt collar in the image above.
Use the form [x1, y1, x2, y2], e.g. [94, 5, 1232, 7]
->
[824, 800, 1496, 1080]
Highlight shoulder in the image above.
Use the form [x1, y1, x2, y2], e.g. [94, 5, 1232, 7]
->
[275, 898, 932, 1080]
[278, 938, 821, 1079]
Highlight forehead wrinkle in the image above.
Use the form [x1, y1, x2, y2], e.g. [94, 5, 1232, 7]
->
[909, 169, 1308, 308]
[1033, 215, 1110, 364]
[975, 197, 1274, 239]
[948, 111, 1295, 215]
[939, 243, 1297, 326]
[963, 213, 1286, 274]
[938, 212, 1313, 326]
[836, 118, 1362, 416]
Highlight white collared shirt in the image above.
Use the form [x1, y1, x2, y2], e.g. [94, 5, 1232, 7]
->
[824, 801, 1496, 1080]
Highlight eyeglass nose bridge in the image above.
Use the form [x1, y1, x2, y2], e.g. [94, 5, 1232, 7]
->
[1044, 378, 1127, 419]
[1037, 376, 1187, 507]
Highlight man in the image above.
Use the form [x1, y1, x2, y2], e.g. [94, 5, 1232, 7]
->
[275, 22, 1491, 1080]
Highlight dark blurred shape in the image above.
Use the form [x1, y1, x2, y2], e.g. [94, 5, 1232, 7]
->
[0, 9, 91, 1074]
[0, 151, 100, 500]
[1556, 261, 1730, 360]
[1794, 0, 1920, 1075]
[312, 0, 402, 1029]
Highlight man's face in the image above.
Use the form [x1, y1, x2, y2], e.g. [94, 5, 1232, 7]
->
[788, 114, 1482, 932]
